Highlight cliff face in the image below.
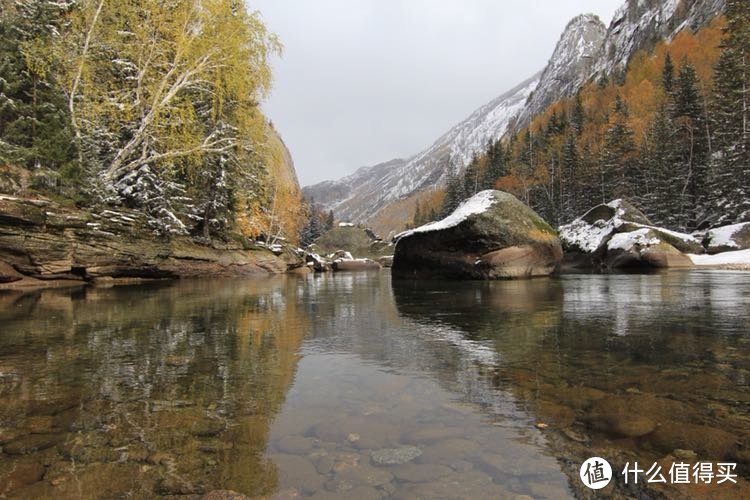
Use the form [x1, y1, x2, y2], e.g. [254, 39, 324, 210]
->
[265, 125, 306, 242]
[514, 14, 606, 130]
[0, 196, 295, 288]
[592, 0, 725, 77]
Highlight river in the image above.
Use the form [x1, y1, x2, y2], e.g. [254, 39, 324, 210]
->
[1, 270, 749, 498]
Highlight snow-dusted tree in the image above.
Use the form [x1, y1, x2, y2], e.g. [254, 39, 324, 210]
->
[0, 0, 76, 173]
[601, 95, 635, 201]
[55, 0, 280, 235]
[712, 0, 750, 223]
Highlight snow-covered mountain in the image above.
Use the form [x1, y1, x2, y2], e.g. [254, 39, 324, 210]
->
[304, 0, 725, 231]
[593, 0, 725, 77]
[303, 73, 540, 223]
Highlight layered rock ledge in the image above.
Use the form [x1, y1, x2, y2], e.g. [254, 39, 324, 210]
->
[0, 195, 297, 288]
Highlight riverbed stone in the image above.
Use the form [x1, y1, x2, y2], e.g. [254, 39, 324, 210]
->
[310, 416, 399, 449]
[371, 446, 422, 465]
[276, 435, 318, 455]
[536, 401, 576, 428]
[403, 426, 466, 444]
[271, 454, 325, 494]
[390, 463, 452, 483]
[313, 485, 384, 500]
[649, 423, 737, 459]
[416, 438, 482, 464]
[335, 463, 393, 487]
[587, 394, 692, 438]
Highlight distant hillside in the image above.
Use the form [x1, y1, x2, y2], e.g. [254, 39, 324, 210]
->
[306, 0, 727, 235]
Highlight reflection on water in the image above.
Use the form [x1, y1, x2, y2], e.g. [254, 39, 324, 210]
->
[0, 271, 749, 498]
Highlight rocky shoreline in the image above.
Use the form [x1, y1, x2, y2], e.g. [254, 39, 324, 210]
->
[2, 192, 749, 290]
[0, 195, 305, 289]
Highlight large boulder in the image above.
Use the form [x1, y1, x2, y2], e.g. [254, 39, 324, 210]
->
[559, 199, 702, 269]
[706, 222, 750, 254]
[392, 190, 562, 280]
[605, 229, 694, 269]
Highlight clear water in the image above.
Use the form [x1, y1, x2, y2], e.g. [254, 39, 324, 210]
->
[0, 271, 749, 498]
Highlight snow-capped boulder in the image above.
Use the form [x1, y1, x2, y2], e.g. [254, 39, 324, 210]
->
[392, 190, 562, 280]
[559, 199, 703, 269]
[605, 229, 694, 269]
[706, 223, 750, 255]
[559, 199, 650, 254]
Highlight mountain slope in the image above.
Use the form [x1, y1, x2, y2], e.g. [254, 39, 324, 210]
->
[304, 73, 540, 223]
[305, 0, 726, 234]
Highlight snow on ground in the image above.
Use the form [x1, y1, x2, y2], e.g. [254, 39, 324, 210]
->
[607, 228, 660, 251]
[707, 223, 749, 250]
[395, 190, 497, 240]
[689, 249, 750, 266]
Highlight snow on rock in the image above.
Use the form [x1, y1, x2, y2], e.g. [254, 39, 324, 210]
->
[560, 199, 701, 254]
[559, 218, 615, 253]
[338, 222, 355, 227]
[395, 190, 497, 240]
[607, 228, 660, 251]
[689, 249, 750, 266]
[559, 199, 629, 252]
[707, 223, 750, 252]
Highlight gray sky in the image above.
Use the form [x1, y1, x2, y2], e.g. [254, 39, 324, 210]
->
[252, 0, 622, 187]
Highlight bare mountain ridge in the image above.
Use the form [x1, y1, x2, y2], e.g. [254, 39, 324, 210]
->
[304, 0, 725, 230]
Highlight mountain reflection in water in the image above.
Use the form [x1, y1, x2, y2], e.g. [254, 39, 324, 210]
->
[0, 271, 748, 498]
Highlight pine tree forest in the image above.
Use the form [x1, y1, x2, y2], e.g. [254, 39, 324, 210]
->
[0, 0, 304, 242]
[432, 4, 749, 233]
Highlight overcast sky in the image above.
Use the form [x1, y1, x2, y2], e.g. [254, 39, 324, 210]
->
[252, 0, 623, 187]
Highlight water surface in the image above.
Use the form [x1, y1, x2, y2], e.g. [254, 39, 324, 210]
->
[0, 271, 749, 498]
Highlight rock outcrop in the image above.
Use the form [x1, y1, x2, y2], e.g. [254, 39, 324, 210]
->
[705, 222, 750, 254]
[392, 190, 562, 280]
[559, 199, 703, 270]
[0, 195, 295, 287]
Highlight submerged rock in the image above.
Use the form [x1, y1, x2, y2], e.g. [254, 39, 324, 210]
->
[649, 423, 737, 459]
[392, 190, 562, 280]
[370, 446, 422, 465]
